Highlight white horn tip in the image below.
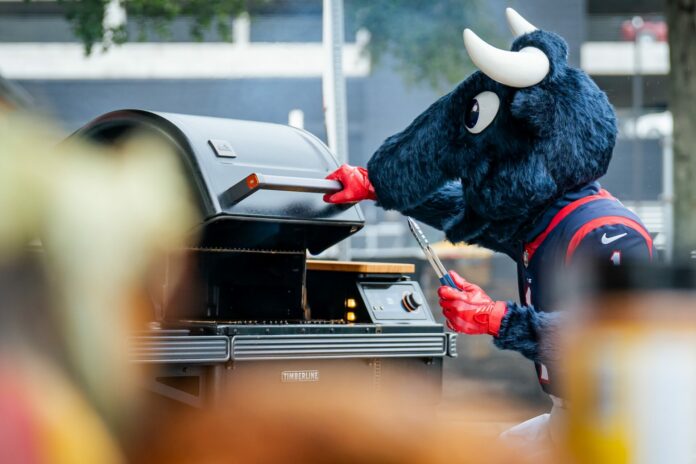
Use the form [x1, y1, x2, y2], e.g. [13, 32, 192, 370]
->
[506, 7, 537, 37]
[462, 28, 480, 48]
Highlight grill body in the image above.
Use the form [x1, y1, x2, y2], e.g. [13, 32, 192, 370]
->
[75, 110, 456, 407]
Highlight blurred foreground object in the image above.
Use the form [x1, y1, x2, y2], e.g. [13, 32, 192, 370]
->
[563, 263, 696, 463]
[0, 113, 197, 462]
[45, 132, 197, 424]
[0, 356, 123, 464]
[130, 373, 539, 464]
[0, 75, 32, 112]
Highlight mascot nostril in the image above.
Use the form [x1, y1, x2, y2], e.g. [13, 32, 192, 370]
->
[324, 8, 653, 452]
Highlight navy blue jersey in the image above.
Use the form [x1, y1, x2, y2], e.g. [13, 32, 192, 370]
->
[520, 187, 652, 311]
[494, 182, 653, 396]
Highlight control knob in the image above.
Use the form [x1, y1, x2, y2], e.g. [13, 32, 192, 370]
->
[402, 292, 423, 312]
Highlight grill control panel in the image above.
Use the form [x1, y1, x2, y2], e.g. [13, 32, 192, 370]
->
[357, 281, 435, 324]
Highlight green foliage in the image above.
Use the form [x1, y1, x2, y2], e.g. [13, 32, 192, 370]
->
[349, 0, 497, 91]
[125, 0, 258, 42]
[60, 0, 113, 54]
[55, 0, 496, 90]
[58, 0, 268, 55]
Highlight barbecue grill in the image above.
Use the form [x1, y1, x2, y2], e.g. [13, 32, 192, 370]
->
[75, 109, 456, 407]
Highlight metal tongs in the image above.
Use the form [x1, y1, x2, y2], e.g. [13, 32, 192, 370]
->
[406, 217, 457, 288]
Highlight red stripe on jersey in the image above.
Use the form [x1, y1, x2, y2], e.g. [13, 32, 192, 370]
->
[525, 189, 614, 262]
[565, 216, 653, 264]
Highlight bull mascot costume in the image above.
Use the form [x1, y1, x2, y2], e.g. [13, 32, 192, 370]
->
[324, 8, 654, 452]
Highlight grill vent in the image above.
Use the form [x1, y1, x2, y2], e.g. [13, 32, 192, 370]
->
[128, 336, 230, 363]
[231, 333, 447, 360]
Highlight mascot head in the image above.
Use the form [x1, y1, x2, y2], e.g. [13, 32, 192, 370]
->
[367, 8, 617, 245]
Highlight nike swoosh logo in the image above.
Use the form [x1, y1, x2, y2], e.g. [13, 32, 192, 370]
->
[601, 232, 627, 245]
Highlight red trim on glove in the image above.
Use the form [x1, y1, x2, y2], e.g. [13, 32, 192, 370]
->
[487, 301, 508, 337]
[438, 271, 507, 337]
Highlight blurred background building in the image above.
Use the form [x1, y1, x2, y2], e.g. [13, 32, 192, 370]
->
[0, 0, 671, 410]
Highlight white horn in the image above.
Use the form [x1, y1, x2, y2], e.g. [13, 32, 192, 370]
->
[506, 7, 537, 37]
[463, 28, 549, 88]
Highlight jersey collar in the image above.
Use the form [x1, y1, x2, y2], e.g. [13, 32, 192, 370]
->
[524, 182, 602, 246]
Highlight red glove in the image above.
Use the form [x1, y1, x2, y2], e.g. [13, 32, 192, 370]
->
[323, 164, 377, 203]
[438, 271, 507, 336]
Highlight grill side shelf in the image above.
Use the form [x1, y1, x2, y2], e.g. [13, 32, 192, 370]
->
[230, 333, 448, 360]
[128, 335, 230, 363]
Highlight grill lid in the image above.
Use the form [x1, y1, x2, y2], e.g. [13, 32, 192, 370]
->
[74, 109, 364, 253]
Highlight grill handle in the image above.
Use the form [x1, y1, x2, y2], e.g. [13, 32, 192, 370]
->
[220, 173, 343, 207]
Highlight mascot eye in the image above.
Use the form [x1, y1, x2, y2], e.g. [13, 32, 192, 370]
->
[465, 91, 500, 134]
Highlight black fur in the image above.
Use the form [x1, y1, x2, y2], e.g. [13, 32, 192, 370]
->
[494, 302, 561, 367]
[367, 30, 616, 251]
[366, 28, 618, 367]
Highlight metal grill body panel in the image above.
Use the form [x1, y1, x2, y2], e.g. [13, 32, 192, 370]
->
[231, 333, 447, 360]
[129, 336, 230, 363]
[74, 109, 364, 253]
[73, 109, 451, 408]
